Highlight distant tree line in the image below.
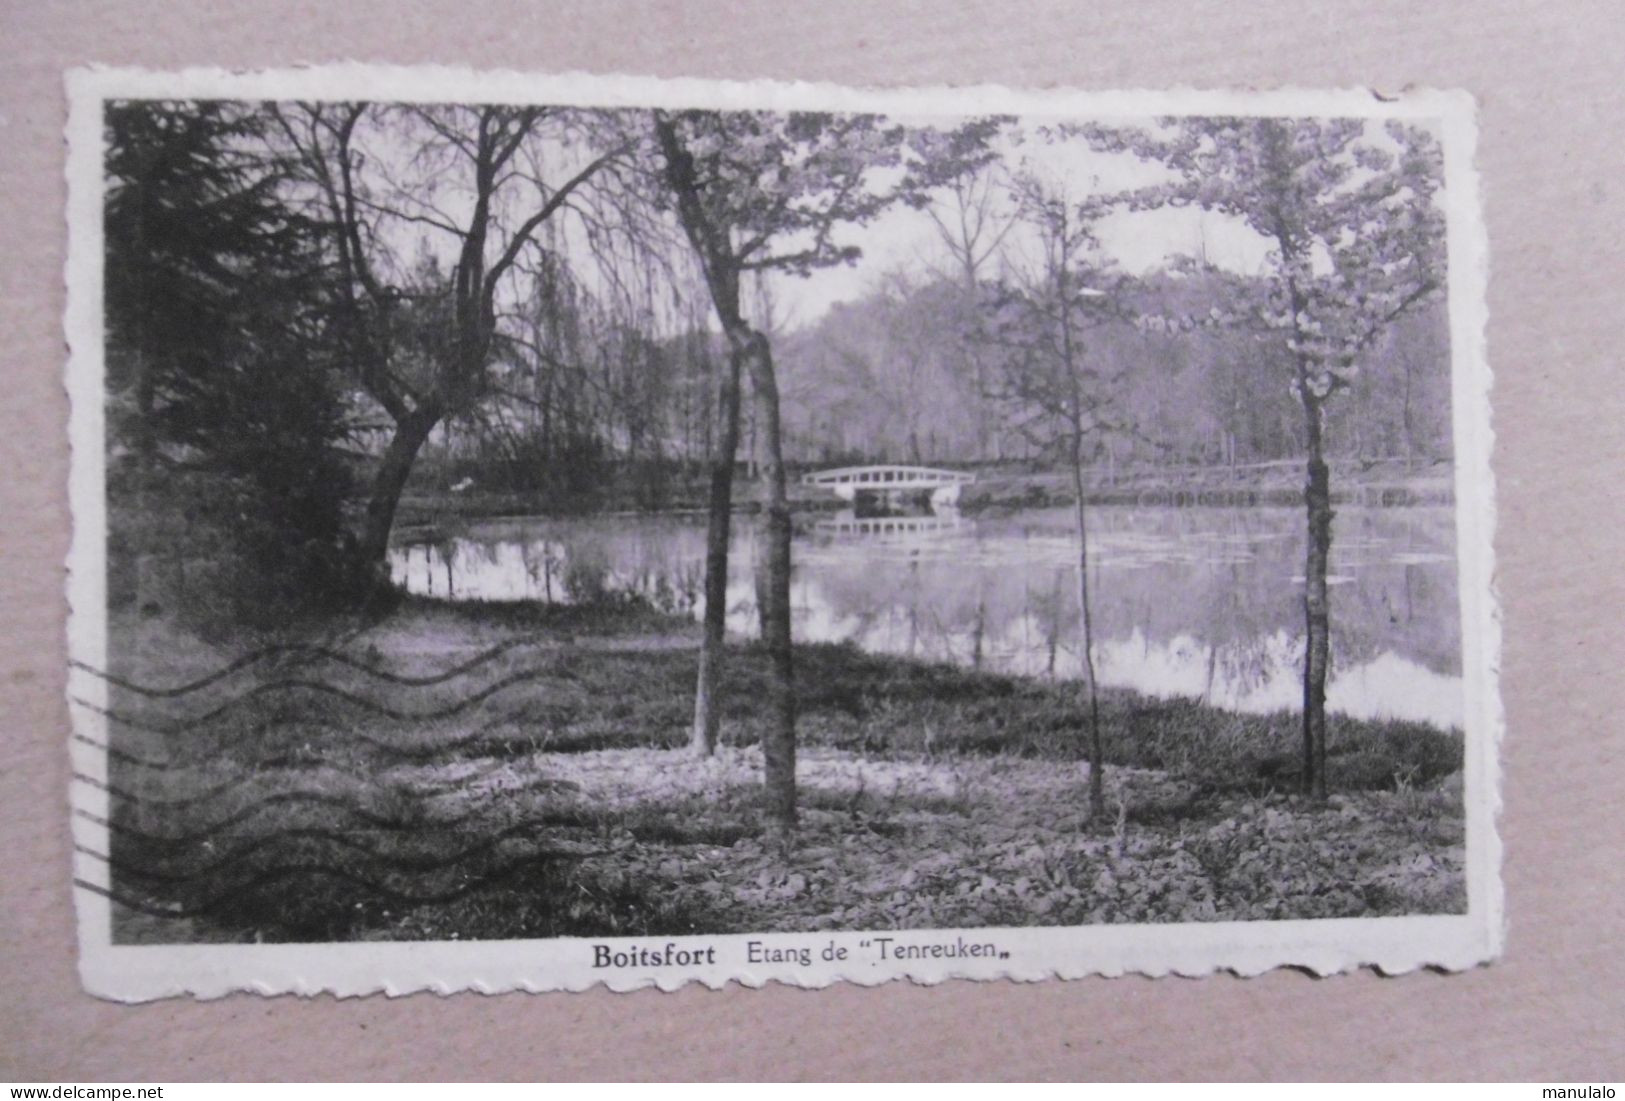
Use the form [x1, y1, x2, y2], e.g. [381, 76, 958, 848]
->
[417, 260, 1451, 494]
[774, 270, 1450, 472]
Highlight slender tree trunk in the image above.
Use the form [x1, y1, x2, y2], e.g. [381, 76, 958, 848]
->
[1402, 353, 1416, 472]
[358, 404, 443, 580]
[1069, 440, 1105, 822]
[1046, 569, 1061, 677]
[691, 344, 745, 755]
[540, 376, 553, 467]
[754, 533, 772, 641]
[907, 561, 920, 657]
[1300, 393, 1333, 800]
[1051, 220, 1105, 823]
[1276, 215, 1334, 800]
[739, 330, 797, 833]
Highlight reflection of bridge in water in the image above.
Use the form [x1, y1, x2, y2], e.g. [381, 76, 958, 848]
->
[801, 464, 976, 506]
[814, 512, 967, 538]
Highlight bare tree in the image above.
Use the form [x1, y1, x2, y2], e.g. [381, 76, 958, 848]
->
[272, 103, 623, 577]
[970, 171, 1130, 822]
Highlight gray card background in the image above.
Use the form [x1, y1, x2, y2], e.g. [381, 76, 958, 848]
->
[3, 0, 1623, 1080]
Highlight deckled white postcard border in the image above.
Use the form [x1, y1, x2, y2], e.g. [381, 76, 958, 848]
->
[65, 65, 1501, 1000]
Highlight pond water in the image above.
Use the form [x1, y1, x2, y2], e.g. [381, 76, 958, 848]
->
[390, 504, 1464, 730]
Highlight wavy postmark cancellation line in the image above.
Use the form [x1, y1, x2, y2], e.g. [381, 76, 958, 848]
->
[65, 64, 1501, 1000]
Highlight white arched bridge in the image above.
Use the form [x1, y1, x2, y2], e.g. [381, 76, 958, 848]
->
[801, 464, 977, 506]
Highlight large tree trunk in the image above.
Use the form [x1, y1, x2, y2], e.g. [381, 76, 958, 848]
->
[1069, 441, 1105, 822]
[358, 403, 443, 582]
[738, 330, 797, 834]
[691, 344, 745, 755]
[1300, 394, 1333, 800]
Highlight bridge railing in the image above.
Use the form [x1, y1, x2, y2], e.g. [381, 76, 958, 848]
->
[801, 465, 977, 488]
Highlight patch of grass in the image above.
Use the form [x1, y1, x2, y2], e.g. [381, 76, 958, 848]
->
[716, 641, 1462, 795]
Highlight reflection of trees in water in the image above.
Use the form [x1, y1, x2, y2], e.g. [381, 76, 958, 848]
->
[389, 505, 1462, 721]
[517, 537, 563, 603]
[1088, 508, 1460, 679]
[1200, 559, 1278, 702]
[1323, 508, 1460, 675]
[794, 506, 1461, 726]
[718, 505, 1463, 682]
[396, 517, 716, 613]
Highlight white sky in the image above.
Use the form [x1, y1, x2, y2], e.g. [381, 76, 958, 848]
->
[774, 203, 1273, 329]
[765, 127, 1277, 329]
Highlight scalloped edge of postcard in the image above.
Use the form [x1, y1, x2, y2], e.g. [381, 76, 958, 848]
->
[65, 64, 1502, 1002]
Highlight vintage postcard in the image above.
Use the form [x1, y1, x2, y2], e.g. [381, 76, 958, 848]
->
[65, 66, 1501, 1000]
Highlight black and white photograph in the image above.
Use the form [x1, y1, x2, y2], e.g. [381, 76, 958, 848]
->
[64, 68, 1500, 998]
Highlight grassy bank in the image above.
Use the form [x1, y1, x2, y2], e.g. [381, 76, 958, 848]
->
[94, 597, 1465, 944]
[959, 457, 1455, 512]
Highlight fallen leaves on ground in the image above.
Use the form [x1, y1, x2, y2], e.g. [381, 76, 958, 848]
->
[405, 744, 1465, 936]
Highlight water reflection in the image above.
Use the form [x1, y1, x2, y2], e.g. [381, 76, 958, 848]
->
[390, 504, 1464, 730]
